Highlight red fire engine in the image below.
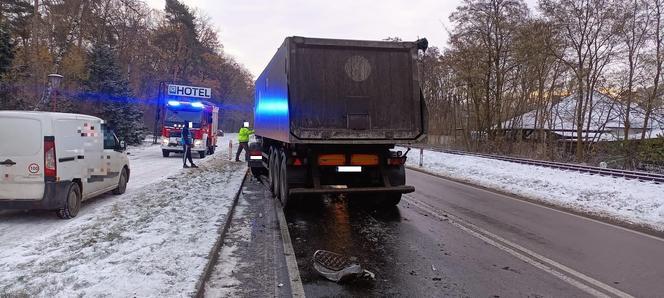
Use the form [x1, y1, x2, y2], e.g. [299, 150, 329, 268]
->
[160, 99, 219, 158]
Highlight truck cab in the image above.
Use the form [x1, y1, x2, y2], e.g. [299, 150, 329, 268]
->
[160, 100, 219, 158]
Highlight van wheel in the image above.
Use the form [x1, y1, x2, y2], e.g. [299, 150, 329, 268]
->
[57, 183, 81, 219]
[113, 168, 128, 195]
[199, 151, 206, 158]
[162, 150, 170, 157]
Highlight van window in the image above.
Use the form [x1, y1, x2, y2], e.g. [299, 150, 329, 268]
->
[102, 125, 118, 149]
[0, 117, 42, 156]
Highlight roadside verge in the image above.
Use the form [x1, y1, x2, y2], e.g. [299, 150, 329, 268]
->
[0, 155, 247, 297]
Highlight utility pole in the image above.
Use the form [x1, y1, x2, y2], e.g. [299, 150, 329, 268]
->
[47, 74, 63, 112]
[153, 81, 166, 144]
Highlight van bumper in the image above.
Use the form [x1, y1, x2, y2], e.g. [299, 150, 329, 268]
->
[0, 181, 70, 210]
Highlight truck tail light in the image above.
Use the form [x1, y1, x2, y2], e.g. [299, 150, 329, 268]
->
[387, 157, 406, 166]
[290, 158, 304, 166]
[44, 137, 57, 178]
[318, 154, 346, 166]
[249, 150, 262, 160]
[350, 154, 379, 166]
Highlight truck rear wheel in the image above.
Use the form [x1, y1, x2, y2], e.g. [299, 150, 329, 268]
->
[162, 150, 170, 157]
[279, 155, 290, 207]
[268, 148, 278, 194]
[57, 182, 81, 219]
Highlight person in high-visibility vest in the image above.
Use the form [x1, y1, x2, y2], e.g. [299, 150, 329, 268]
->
[236, 121, 254, 162]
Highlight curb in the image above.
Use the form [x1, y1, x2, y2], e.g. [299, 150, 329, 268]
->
[275, 200, 306, 298]
[194, 168, 249, 298]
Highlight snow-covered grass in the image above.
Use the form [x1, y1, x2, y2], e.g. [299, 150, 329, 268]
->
[404, 148, 664, 231]
[0, 135, 246, 297]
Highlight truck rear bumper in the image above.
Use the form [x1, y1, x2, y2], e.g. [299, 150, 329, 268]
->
[289, 185, 414, 196]
[0, 181, 70, 210]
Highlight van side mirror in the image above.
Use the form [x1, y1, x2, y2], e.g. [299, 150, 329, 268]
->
[116, 140, 126, 152]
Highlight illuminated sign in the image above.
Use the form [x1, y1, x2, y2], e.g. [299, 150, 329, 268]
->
[167, 84, 211, 99]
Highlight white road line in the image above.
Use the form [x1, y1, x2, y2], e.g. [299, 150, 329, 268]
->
[404, 196, 634, 298]
[275, 200, 306, 298]
[407, 166, 664, 244]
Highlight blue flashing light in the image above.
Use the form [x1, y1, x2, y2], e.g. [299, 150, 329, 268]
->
[191, 102, 204, 108]
[256, 97, 289, 116]
[167, 100, 181, 106]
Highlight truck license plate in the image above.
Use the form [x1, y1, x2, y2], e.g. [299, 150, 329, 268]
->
[337, 166, 362, 173]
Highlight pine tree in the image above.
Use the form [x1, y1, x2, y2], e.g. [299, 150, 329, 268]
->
[0, 24, 13, 75]
[0, 22, 14, 110]
[86, 43, 146, 145]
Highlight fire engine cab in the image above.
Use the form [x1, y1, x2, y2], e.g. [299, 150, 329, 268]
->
[160, 99, 219, 158]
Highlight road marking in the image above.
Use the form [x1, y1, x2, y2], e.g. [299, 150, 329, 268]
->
[275, 200, 306, 298]
[404, 196, 634, 298]
[406, 167, 664, 244]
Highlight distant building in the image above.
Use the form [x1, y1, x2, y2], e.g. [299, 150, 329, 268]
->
[501, 92, 664, 142]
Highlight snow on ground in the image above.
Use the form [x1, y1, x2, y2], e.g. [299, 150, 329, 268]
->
[126, 133, 238, 192]
[0, 134, 246, 297]
[403, 148, 664, 231]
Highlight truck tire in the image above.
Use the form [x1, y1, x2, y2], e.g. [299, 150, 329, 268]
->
[57, 182, 81, 219]
[112, 168, 128, 195]
[268, 148, 278, 194]
[279, 154, 290, 207]
[273, 152, 281, 199]
[162, 150, 170, 157]
[199, 151, 206, 158]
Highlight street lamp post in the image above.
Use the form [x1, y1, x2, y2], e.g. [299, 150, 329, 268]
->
[47, 73, 63, 112]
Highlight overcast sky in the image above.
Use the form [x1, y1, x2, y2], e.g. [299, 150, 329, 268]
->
[145, 0, 538, 78]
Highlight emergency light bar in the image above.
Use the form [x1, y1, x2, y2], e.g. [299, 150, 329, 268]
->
[167, 100, 205, 109]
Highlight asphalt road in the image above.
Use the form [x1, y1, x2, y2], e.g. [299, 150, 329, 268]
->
[284, 169, 664, 297]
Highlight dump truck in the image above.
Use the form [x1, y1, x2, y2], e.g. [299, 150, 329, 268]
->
[248, 36, 428, 207]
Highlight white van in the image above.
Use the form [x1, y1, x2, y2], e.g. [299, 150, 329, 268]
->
[0, 111, 130, 219]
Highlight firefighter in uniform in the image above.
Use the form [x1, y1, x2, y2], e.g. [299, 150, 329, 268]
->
[236, 121, 254, 162]
[182, 121, 198, 168]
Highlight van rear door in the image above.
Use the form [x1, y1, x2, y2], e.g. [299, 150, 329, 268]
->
[0, 115, 45, 200]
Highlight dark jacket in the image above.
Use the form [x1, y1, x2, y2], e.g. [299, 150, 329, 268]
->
[181, 127, 192, 145]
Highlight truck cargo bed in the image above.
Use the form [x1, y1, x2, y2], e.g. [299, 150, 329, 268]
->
[254, 37, 426, 144]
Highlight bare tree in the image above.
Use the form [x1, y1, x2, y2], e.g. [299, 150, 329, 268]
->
[642, 0, 664, 140]
[539, 0, 620, 161]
